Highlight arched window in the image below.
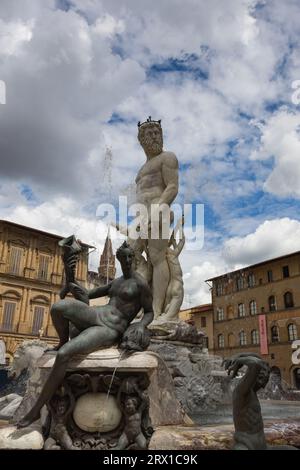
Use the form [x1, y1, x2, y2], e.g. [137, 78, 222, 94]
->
[238, 303, 245, 317]
[271, 325, 280, 343]
[268, 295, 276, 312]
[251, 329, 259, 345]
[239, 330, 247, 346]
[284, 292, 294, 308]
[288, 323, 298, 341]
[249, 300, 257, 315]
[218, 334, 225, 348]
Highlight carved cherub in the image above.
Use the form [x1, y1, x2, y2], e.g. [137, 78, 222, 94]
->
[115, 375, 153, 450]
[44, 386, 78, 450]
[114, 396, 147, 450]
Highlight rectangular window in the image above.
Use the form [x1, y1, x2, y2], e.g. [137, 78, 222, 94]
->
[269, 296, 276, 312]
[248, 273, 255, 287]
[236, 277, 244, 291]
[239, 331, 247, 346]
[249, 300, 257, 315]
[1, 302, 16, 331]
[238, 303, 245, 317]
[216, 308, 224, 321]
[218, 334, 225, 348]
[267, 270, 273, 282]
[32, 306, 44, 335]
[38, 254, 50, 281]
[8, 246, 23, 275]
[271, 326, 280, 343]
[282, 265, 290, 278]
[216, 283, 223, 297]
[201, 317, 206, 328]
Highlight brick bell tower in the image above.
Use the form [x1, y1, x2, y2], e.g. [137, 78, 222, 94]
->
[98, 227, 116, 284]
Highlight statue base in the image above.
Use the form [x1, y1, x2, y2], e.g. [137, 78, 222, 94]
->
[7, 347, 189, 450]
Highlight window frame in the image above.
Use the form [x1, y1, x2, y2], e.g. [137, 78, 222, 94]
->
[32, 305, 45, 335]
[288, 323, 297, 341]
[251, 329, 259, 345]
[1, 301, 16, 332]
[282, 265, 290, 279]
[216, 307, 224, 321]
[268, 295, 277, 312]
[247, 273, 255, 287]
[8, 246, 23, 275]
[239, 330, 247, 346]
[218, 334, 225, 348]
[284, 291, 294, 309]
[38, 253, 51, 281]
[249, 300, 257, 315]
[238, 303, 245, 318]
[271, 325, 280, 343]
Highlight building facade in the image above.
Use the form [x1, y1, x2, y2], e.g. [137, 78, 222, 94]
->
[208, 251, 300, 388]
[0, 220, 91, 363]
[179, 304, 213, 350]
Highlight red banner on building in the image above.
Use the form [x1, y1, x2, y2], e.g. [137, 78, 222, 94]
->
[258, 314, 268, 355]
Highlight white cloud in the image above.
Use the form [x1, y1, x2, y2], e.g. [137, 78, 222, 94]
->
[2, 197, 125, 272]
[113, 79, 240, 164]
[182, 259, 225, 307]
[223, 217, 300, 266]
[0, 2, 145, 200]
[251, 108, 300, 198]
[181, 216, 300, 307]
[93, 14, 125, 38]
[1, 0, 300, 311]
[0, 19, 33, 56]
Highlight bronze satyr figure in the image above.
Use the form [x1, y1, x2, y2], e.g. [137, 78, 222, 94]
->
[224, 353, 298, 450]
[18, 239, 153, 428]
[223, 352, 270, 450]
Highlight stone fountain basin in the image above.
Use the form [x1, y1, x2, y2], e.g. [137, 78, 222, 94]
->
[150, 400, 300, 449]
[36, 347, 190, 428]
[37, 347, 158, 372]
[192, 399, 300, 425]
[150, 418, 300, 450]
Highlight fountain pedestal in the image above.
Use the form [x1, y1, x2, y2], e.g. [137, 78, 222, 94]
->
[9, 347, 188, 450]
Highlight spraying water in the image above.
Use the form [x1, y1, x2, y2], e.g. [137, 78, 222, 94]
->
[105, 349, 126, 402]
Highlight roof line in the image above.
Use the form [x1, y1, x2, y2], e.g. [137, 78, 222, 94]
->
[206, 250, 300, 282]
[0, 219, 95, 249]
[180, 303, 212, 312]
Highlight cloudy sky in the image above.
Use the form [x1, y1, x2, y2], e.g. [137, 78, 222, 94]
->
[1, 0, 300, 307]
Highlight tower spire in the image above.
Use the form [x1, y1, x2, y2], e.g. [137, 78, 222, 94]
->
[98, 227, 116, 283]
